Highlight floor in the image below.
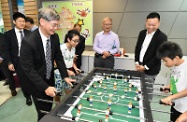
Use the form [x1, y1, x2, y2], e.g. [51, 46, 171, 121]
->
[0, 81, 170, 122]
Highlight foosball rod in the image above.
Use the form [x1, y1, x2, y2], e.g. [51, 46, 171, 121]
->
[66, 104, 147, 121]
[84, 84, 139, 94]
[72, 96, 172, 114]
[145, 82, 164, 86]
[85, 89, 141, 101]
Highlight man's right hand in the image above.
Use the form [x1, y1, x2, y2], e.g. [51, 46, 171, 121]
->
[8, 63, 15, 71]
[45, 86, 57, 97]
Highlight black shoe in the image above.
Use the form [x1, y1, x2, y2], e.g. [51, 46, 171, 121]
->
[11, 90, 17, 96]
[26, 97, 32, 106]
[3, 81, 8, 86]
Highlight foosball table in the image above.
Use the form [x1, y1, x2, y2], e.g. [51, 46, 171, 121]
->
[39, 68, 156, 122]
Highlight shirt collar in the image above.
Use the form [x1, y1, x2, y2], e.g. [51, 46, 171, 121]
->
[102, 31, 111, 35]
[14, 27, 23, 33]
[146, 31, 156, 36]
[39, 27, 50, 41]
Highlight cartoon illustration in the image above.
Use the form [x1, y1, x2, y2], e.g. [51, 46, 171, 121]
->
[82, 29, 90, 39]
[76, 19, 84, 25]
[77, 8, 90, 17]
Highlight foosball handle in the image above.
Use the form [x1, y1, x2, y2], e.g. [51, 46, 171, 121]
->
[160, 87, 170, 92]
[159, 100, 175, 106]
[78, 70, 84, 73]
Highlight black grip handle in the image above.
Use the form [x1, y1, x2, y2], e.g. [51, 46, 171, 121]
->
[160, 87, 170, 92]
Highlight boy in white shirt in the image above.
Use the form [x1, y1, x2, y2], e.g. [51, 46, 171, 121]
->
[157, 41, 187, 122]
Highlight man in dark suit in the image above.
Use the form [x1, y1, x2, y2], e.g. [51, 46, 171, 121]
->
[135, 12, 167, 94]
[73, 24, 85, 69]
[0, 33, 6, 80]
[20, 8, 75, 121]
[4, 12, 32, 105]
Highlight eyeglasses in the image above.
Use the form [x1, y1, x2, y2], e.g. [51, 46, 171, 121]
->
[46, 20, 59, 28]
[104, 24, 112, 26]
[71, 39, 80, 43]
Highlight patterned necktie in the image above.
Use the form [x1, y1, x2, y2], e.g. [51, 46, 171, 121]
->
[46, 39, 52, 79]
[19, 31, 23, 39]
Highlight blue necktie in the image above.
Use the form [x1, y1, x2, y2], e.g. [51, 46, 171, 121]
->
[46, 39, 52, 79]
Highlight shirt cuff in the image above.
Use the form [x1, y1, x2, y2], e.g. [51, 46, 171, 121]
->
[144, 65, 149, 70]
[135, 62, 139, 65]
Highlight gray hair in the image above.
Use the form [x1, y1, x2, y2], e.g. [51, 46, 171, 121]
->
[102, 17, 112, 23]
[38, 8, 60, 22]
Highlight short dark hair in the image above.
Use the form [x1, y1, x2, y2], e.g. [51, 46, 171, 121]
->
[64, 30, 80, 43]
[13, 12, 26, 21]
[157, 41, 183, 59]
[147, 12, 160, 21]
[73, 23, 82, 28]
[26, 16, 34, 24]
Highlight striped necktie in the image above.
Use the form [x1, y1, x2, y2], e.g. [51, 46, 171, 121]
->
[45, 39, 52, 79]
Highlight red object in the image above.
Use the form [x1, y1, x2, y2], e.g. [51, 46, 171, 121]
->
[13, 73, 20, 88]
[114, 53, 121, 57]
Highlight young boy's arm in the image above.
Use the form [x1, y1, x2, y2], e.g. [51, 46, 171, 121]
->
[161, 88, 187, 105]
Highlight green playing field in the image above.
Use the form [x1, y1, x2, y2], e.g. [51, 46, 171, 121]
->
[70, 78, 144, 122]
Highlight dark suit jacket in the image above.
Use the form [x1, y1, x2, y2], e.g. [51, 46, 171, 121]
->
[0, 33, 5, 60]
[135, 29, 167, 75]
[4, 28, 31, 67]
[75, 35, 85, 56]
[20, 29, 68, 95]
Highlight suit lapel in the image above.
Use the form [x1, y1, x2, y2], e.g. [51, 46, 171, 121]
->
[50, 35, 55, 60]
[148, 29, 160, 48]
[12, 29, 19, 48]
[35, 30, 45, 61]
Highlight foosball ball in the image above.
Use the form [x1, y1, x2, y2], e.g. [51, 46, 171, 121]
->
[39, 68, 169, 122]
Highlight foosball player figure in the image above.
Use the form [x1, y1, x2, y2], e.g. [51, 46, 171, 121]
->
[135, 89, 140, 97]
[124, 87, 128, 95]
[77, 103, 82, 116]
[113, 85, 117, 94]
[99, 80, 103, 87]
[128, 101, 133, 114]
[108, 99, 112, 109]
[103, 85, 107, 92]
[89, 96, 93, 106]
[124, 77, 128, 83]
[105, 107, 110, 122]
[93, 83, 97, 90]
[115, 73, 118, 79]
[114, 81, 117, 86]
[129, 83, 133, 91]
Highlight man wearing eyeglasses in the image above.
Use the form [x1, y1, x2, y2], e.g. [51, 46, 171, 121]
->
[20, 8, 75, 121]
[93, 17, 120, 68]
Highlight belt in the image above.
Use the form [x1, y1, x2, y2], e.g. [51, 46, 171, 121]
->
[95, 53, 103, 57]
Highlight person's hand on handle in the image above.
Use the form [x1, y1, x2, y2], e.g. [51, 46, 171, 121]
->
[160, 96, 174, 106]
[64, 77, 76, 87]
[45, 86, 57, 97]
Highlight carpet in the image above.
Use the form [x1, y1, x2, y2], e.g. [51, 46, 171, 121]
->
[0, 81, 20, 105]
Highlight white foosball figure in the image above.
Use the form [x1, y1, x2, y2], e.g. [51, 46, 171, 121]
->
[128, 101, 132, 114]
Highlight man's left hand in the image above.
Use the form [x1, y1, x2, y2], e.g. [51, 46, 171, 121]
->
[64, 77, 76, 87]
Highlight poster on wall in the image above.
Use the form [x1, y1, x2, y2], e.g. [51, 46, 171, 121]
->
[0, 1, 4, 33]
[42, 0, 93, 45]
[17, 0, 24, 13]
